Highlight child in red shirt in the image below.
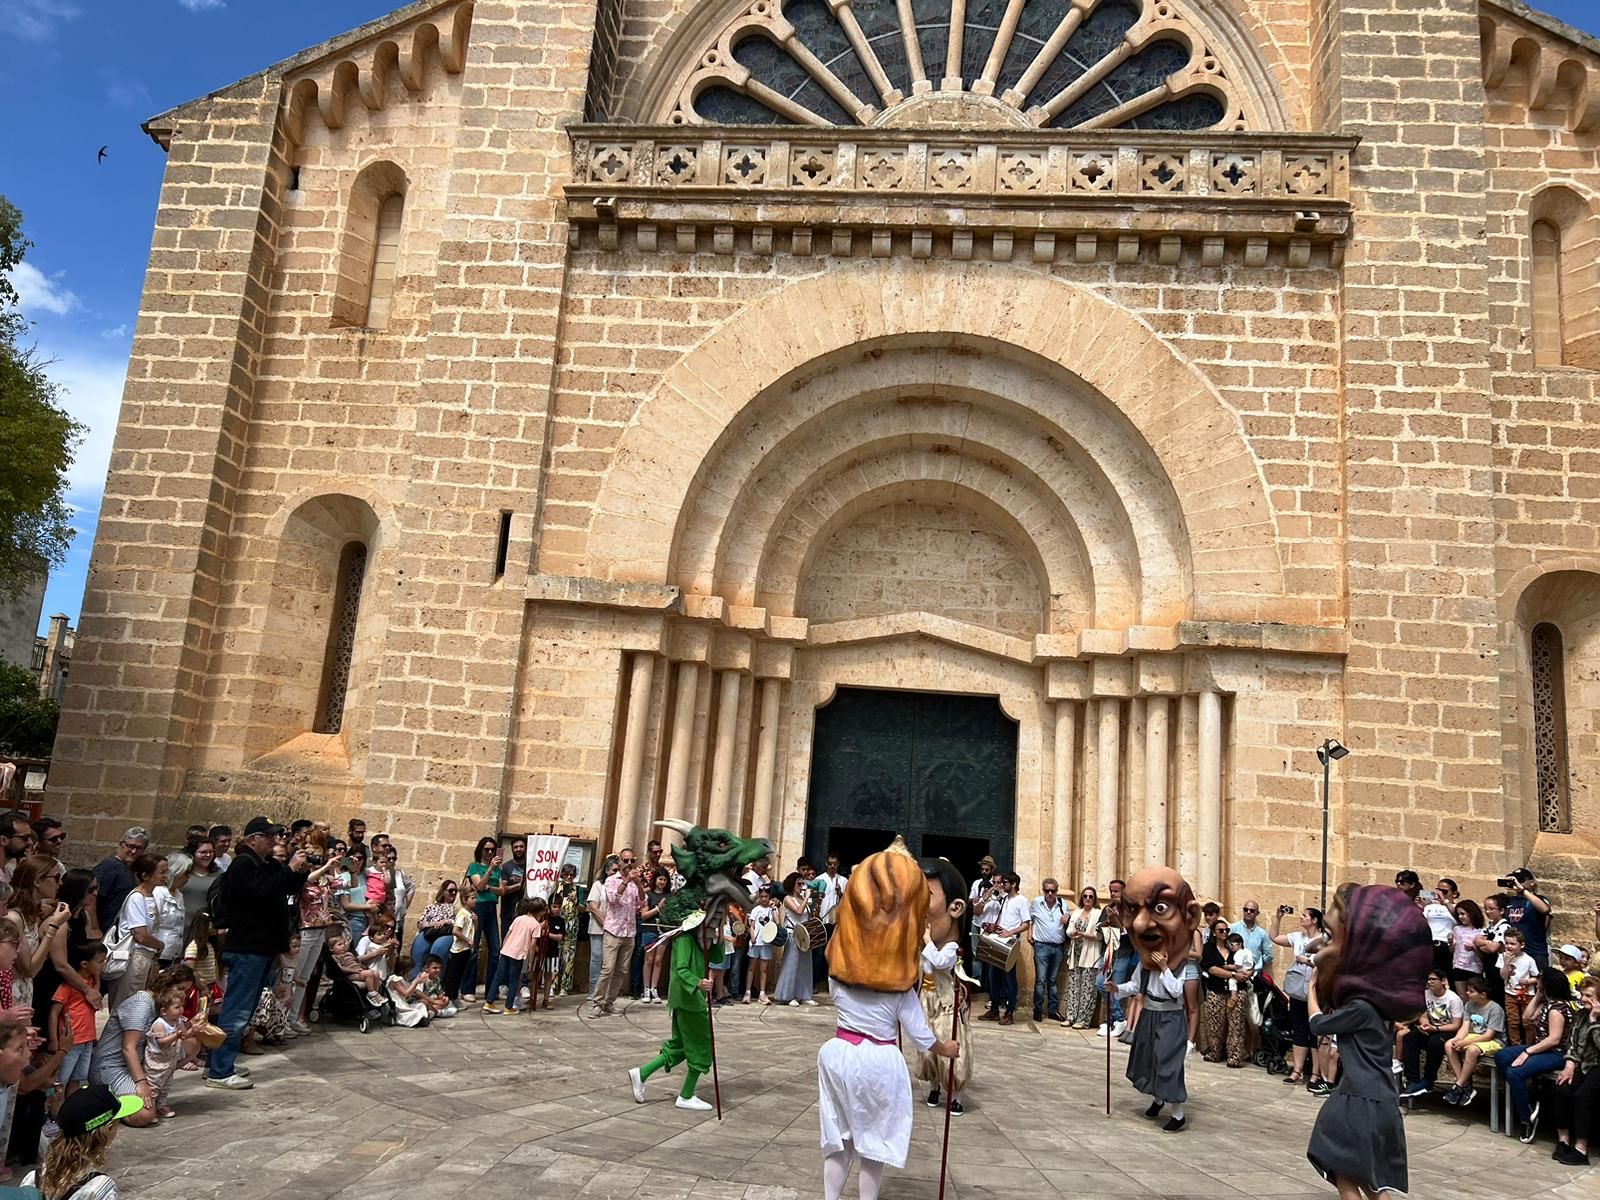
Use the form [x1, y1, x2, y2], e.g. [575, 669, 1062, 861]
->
[50, 942, 107, 1099]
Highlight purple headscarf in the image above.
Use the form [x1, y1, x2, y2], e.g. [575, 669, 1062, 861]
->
[1325, 883, 1432, 1022]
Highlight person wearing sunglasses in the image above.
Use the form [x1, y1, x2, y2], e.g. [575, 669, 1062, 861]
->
[409, 882, 461, 979]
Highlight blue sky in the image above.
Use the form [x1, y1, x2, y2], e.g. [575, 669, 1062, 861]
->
[3, 1, 1600, 636]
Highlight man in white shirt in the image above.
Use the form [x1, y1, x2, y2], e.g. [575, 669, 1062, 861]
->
[818, 855, 847, 927]
[1029, 878, 1069, 1022]
[992, 873, 1031, 1026]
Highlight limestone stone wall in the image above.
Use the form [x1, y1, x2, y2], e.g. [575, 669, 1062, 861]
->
[796, 498, 1050, 638]
[1480, 2, 1600, 919]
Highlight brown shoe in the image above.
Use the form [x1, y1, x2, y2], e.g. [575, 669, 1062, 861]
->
[979, 1009, 999, 1021]
[999, 1013, 1014, 1026]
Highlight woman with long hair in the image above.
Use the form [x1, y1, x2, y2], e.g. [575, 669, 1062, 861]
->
[1448, 900, 1486, 997]
[409, 881, 460, 978]
[462, 836, 504, 1001]
[772, 873, 817, 1006]
[1063, 886, 1103, 1028]
[153, 853, 191, 969]
[1269, 905, 1327, 1085]
[638, 868, 672, 1004]
[550, 863, 581, 996]
[106, 855, 167, 1010]
[20, 1081, 144, 1199]
[8, 855, 72, 1009]
[1198, 918, 1234, 1062]
[178, 840, 218, 943]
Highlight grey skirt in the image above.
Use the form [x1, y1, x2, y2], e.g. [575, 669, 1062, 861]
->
[1125, 1006, 1187, 1104]
[1307, 1093, 1408, 1194]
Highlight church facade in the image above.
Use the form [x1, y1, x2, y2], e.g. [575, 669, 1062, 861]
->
[48, 0, 1600, 921]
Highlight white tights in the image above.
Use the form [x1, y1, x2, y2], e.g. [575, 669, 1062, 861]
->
[823, 1149, 885, 1200]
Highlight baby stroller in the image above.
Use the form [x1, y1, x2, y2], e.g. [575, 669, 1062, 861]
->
[309, 942, 396, 1034]
[1250, 968, 1294, 1074]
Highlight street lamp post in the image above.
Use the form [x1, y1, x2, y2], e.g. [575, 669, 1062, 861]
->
[1316, 738, 1349, 911]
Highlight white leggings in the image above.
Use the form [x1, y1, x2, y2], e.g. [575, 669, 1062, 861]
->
[289, 926, 329, 1019]
[823, 1149, 883, 1200]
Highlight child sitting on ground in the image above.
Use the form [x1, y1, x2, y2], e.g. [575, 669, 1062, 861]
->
[143, 985, 192, 1119]
[329, 929, 387, 1004]
[48, 941, 105, 1102]
[387, 954, 445, 1027]
[414, 955, 454, 1018]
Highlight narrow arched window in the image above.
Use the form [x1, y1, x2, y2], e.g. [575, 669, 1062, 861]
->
[315, 542, 368, 735]
[332, 162, 407, 330]
[364, 193, 404, 328]
[1532, 219, 1563, 368]
[1530, 622, 1570, 833]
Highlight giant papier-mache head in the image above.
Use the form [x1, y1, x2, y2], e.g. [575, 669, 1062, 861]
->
[1314, 882, 1431, 1021]
[827, 837, 929, 992]
[1118, 865, 1202, 970]
[655, 819, 773, 950]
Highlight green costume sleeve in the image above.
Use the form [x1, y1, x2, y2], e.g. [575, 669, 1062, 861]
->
[669, 934, 710, 1013]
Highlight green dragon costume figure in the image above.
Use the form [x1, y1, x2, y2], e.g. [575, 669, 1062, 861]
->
[629, 818, 772, 1112]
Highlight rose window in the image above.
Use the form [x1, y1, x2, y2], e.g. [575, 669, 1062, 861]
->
[666, 0, 1253, 131]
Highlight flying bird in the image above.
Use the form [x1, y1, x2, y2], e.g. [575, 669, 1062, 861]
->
[97, 146, 107, 164]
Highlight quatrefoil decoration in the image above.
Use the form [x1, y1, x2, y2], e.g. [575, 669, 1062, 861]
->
[723, 146, 769, 186]
[790, 148, 835, 188]
[1070, 153, 1115, 192]
[656, 145, 699, 184]
[589, 144, 632, 185]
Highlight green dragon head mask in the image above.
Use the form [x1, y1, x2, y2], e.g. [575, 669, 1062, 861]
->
[655, 819, 773, 947]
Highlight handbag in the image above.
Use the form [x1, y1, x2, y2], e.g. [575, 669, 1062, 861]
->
[100, 893, 144, 981]
[1284, 961, 1312, 1001]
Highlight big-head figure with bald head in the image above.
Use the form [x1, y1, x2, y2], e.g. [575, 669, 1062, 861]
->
[1118, 865, 1202, 972]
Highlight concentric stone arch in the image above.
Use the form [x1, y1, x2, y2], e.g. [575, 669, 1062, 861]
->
[582, 259, 1285, 626]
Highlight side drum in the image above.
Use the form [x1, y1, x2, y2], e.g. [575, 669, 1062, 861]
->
[975, 932, 1019, 972]
[794, 915, 828, 952]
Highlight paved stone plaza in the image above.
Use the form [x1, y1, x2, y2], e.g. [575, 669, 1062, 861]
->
[113, 996, 1596, 1200]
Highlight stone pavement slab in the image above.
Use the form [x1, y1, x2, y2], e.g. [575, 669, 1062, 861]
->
[107, 995, 1598, 1198]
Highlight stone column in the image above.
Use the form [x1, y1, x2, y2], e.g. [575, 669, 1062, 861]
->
[1144, 696, 1170, 865]
[1096, 698, 1121, 883]
[1125, 697, 1146, 872]
[1051, 701, 1076, 879]
[748, 678, 782, 841]
[706, 670, 743, 830]
[612, 652, 655, 853]
[1080, 699, 1100, 886]
[1175, 694, 1200, 884]
[661, 662, 701, 839]
[1197, 690, 1224, 900]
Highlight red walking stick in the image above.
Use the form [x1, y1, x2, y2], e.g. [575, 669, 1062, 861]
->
[937, 978, 966, 1200]
[1104, 961, 1113, 1116]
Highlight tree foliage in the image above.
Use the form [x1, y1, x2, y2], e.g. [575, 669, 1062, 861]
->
[0, 195, 84, 600]
[0, 660, 58, 758]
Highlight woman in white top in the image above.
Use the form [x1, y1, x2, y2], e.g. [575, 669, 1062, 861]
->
[1063, 886, 1104, 1028]
[107, 855, 167, 1010]
[1269, 905, 1328, 1085]
[152, 852, 191, 968]
[772, 873, 816, 1006]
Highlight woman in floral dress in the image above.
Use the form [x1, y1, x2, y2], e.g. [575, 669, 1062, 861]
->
[549, 864, 581, 996]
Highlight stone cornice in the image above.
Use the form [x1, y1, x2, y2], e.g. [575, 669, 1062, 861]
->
[565, 125, 1355, 267]
[1481, 2, 1600, 132]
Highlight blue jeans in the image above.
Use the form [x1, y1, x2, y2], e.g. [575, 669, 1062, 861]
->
[211, 951, 275, 1080]
[1494, 1046, 1566, 1123]
[409, 931, 454, 978]
[1107, 949, 1137, 1023]
[471, 900, 500, 994]
[1033, 943, 1064, 1016]
[996, 966, 1018, 1014]
[487, 954, 525, 1007]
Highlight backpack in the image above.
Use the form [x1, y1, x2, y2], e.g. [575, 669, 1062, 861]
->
[207, 869, 230, 930]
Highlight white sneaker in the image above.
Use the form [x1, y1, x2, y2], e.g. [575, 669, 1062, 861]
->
[789, 999, 800, 1007]
[1096, 1024, 1110, 1038]
[204, 1074, 254, 1091]
[520, 987, 531, 1001]
[675, 1094, 713, 1112]
[1111, 1021, 1126, 1037]
[288, 1020, 312, 1036]
[804, 999, 818, 1007]
[629, 1067, 646, 1104]
[438, 1005, 458, 1018]
[1186, 1041, 1196, 1056]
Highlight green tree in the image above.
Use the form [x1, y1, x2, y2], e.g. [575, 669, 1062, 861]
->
[0, 195, 84, 599]
[0, 660, 57, 758]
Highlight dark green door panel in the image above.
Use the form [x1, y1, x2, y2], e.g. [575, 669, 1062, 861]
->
[805, 687, 1017, 878]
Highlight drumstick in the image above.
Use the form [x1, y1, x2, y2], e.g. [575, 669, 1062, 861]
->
[937, 976, 964, 1200]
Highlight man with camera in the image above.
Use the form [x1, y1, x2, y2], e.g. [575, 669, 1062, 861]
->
[1498, 868, 1552, 968]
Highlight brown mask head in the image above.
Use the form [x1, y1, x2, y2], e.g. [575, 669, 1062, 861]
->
[1119, 865, 1201, 970]
[826, 837, 928, 992]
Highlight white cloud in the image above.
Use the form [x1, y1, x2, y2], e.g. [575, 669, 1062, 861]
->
[7, 261, 79, 317]
[177, 0, 224, 11]
[104, 75, 151, 109]
[100, 323, 130, 340]
[48, 352, 129, 494]
[1, 0, 81, 41]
